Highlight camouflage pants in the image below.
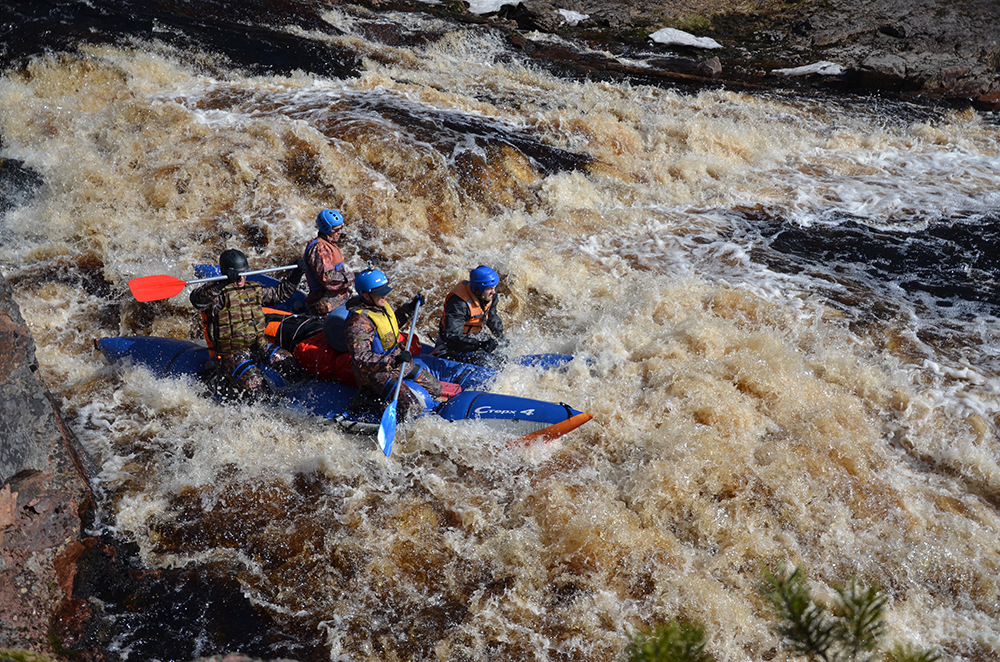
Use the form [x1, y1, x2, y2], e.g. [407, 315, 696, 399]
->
[214, 342, 303, 401]
[353, 364, 443, 424]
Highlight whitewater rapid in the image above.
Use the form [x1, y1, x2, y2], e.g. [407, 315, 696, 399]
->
[2, 5, 1000, 660]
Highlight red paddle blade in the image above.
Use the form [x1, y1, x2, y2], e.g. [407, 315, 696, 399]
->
[128, 274, 188, 302]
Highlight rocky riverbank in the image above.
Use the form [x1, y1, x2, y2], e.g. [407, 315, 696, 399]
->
[4, 0, 997, 106]
[0, 276, 96, 656]
[355, 0, 1000, 108]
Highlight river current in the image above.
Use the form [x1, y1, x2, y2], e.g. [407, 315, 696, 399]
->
[2, 2, 1000, 661]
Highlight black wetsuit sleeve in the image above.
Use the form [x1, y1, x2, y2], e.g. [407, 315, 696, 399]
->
[441, 296, 493, 353]
[485, 304, 504, 340]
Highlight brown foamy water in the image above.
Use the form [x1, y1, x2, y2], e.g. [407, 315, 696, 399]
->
[2, 10, 1000, 659]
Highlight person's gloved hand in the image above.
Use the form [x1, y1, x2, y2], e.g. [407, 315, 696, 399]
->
[394, 349, 413, 366]
[289, 257, 306, 286]
[225, 267, 242, 284]
[482, 337, 499, 353]
[411, 293, 425, 307]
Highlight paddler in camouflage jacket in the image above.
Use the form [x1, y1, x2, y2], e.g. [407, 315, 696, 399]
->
[304, 209, 355, 316]
[190, 249, 305, 400]
[344, 268, 443, 422]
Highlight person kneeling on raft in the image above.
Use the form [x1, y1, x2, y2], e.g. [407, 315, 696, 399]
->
[433, 264, 506, 369]
[190, 248, 306, 400]
[344, 268, 443, 422]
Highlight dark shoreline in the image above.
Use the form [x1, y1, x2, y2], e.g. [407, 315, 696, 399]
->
[2, 0, 998, 108]
[396, 0, 1000, 109]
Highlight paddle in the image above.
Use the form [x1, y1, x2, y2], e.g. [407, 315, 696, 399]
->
[377, 300, 421, 457]
[128, 265, 297, 302]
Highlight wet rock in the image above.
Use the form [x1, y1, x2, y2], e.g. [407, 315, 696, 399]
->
[504, 1, 566, 33]
[776, 0, 1000, 98]
[974, 90, 1000, 111]
[52, 535, 327, 661]
[849, 52, 910, 91]
[385, 0, 1000, 102]
[0, 159, 44, 215]
[696, 56, 723, 78]
[0, 274, 95, 654]
[581, 5, 632, 29]
[877, 24, 906, 39]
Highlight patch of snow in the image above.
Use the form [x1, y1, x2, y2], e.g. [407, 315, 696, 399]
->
[648, 28, 722, 50]
[466, 0, 521, 14]
[772, 61, 845, 76]
[557, 9, 589, 26]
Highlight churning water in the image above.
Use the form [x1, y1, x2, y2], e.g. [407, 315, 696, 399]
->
[2, 2, 1000, 660]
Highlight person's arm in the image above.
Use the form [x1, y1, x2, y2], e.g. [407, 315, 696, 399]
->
[394, 294, 425, 330]
[324, 262, 353, 286]
[261, 261, 305, 305]
[441, 297, 494, 353]
[189, 282, 227, 316]
[261, 278, 300, 306]
[485, 302, 504, 340]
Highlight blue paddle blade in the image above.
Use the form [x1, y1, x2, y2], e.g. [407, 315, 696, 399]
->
[377, 400, 397, 456]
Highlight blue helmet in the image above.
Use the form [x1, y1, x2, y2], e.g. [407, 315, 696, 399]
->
[355, 269, 392, 297]
[469, 265, 499, 294]
[316, 209, 344, 235]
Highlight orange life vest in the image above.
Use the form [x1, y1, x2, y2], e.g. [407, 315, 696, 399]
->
[440, 281, 493, 334]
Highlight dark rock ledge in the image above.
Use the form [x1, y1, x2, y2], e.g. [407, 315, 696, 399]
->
[0, 273, 96, 656]
[354, 0, 1000, 110]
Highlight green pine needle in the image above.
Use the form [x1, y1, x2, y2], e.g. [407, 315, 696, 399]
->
[831, 576, 886, 662]
[626, 619, 715, 662]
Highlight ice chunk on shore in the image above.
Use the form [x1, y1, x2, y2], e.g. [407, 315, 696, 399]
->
[466, 0, 520, 14]
[649, 28, 722, 50]
[772, 61, 845, 76]
[557, 9, 589, 25]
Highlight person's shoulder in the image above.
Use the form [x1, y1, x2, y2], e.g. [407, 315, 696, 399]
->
[346, 303, 373, 320]
[345, 309, 374, 330]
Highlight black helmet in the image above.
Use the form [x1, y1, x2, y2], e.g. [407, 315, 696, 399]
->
[219, 249, 249, 272]
[219, 249, 249, 283]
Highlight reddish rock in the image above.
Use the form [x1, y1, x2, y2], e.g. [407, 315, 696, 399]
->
[0, 274, 96, 655]
[51, 597, 103, 661]
[54, 539, 89, 596]
[974, 90, 1000, 112]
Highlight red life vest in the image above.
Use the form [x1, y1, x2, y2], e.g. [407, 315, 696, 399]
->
[303, 236, 346, 292]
